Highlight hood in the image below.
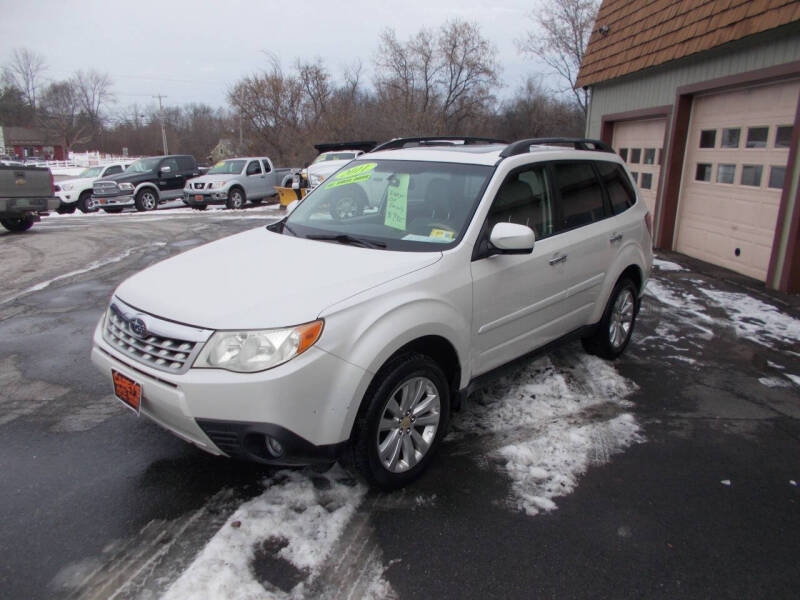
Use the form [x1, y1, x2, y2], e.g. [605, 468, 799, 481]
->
[115, 227, 441, 329]
[58, 176, 95, 187]
[308, 160, 351, 179]
[103, 170, 151, 184]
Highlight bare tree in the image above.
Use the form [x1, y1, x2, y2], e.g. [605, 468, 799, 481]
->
[73, 70, 114, 139]
[518, 0, 599, 115]
[38, 80, 92, 152]
[2, 48, 47, 112]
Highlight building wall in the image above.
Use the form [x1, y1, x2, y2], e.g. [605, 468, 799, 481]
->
[586, 25, 800, 138]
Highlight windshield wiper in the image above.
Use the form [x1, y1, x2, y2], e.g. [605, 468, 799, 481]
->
[306, 234, 386, 249]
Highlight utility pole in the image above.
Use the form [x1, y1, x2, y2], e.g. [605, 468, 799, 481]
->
[153, 94, 168, 155]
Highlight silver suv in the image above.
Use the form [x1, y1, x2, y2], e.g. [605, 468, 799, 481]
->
[91, 137, 653, 489]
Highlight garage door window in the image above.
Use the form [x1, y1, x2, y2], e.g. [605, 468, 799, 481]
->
[741, 165, 762, 187]
[618, 148, 628, 161]
[695, 163, 712, 182]
[769, 166, 786, 189]
[640, 173, 653, 189]
[700, 130, 716, 148]
[643, 148, 656, 164]
[716, 164, 736, 184]
[776, 126, 793, 148]
[746, 127, 769, 148]
[721, 128, 740, 148]
[630, 148, 641, 163]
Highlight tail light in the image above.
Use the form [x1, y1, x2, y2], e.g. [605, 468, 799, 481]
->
[644, 212, 653, 238]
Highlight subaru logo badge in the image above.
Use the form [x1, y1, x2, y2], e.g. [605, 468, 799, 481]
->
[129, 317, 148, 339]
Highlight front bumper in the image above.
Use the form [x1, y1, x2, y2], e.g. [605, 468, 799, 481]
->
[94, 193, 135, 208]
[90, 318, 367, 465]
[184, 190, 228, 205]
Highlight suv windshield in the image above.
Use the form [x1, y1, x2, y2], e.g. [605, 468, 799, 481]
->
[126, 157, 161, 173]
[285, 160, 493, 251]
[312, 152, 356, 164]
[208, 159, 246, 174]
[79, 167, 104, 178]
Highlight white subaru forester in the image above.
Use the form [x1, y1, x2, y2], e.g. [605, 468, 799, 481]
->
[91, 137, 653, 489]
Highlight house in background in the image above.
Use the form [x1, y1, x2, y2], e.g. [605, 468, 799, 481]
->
[577, 0, 800, 292]
[0, 125, 65, 161]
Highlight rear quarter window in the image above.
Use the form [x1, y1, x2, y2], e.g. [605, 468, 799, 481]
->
[595, 161, 636, 215]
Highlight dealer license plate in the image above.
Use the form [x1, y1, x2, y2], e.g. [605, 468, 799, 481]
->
[112, 370, 141, 414]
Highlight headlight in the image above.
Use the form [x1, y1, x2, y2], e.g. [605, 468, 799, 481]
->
[194, 320, 323, 373]
[208, 181, 227, 189]
[61, 183, 74, 191]
[118, 182, 134, 191]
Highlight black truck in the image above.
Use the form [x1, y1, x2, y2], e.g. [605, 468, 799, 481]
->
[92, 155, 200, 212]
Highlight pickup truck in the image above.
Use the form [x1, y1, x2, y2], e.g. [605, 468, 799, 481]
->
[92, 155, 200, 212]
[183, 157, 294, 209]
[55, 163, 130, 213]
[0, 165, 59, 232]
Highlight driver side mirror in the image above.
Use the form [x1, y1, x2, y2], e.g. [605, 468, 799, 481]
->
[489, 222, 535, 255]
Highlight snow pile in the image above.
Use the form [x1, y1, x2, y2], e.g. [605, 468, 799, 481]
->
[162, 467, 387, 600]
[456, 354, 642, 516]
[758, 377, 791, 389]
[699, 288, 800, 347]
[653, 258, 686, 271]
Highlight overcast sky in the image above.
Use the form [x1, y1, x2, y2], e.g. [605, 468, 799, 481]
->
[0, 0, 553, 116]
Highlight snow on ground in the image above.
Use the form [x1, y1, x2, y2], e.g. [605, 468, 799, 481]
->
[46, 202, 285, 220]
[759, 377, 791, 388]
[455, 354, 642, 516]
[162, 467, 393, 600]
[653, 258, 686, 271]
[698, 288, 800, 348]
[786, 373, 800, 387]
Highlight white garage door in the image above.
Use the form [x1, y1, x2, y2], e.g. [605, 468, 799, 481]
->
[612, 118, 666, 215]
[675, 80, 799, 281]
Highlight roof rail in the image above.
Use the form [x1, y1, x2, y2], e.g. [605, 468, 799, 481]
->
[499, 138, 614, 158]
[371, 136, 508, 153]
[313, 141, 377, 154]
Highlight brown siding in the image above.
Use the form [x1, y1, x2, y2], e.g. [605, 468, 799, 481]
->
[577, 0, 800, 88]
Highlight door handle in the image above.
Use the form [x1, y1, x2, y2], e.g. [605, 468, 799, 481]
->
[609, 233, 623, 243]
[549, 254, 567, 266]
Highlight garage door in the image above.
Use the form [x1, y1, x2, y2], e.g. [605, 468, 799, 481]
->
[612, 118, 666, 215]
[675, 80, 799, 281]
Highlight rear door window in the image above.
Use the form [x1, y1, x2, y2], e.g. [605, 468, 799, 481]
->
[261, 160, 272, 173]
[246, 161, 262, 175]
[595, 161, 636, 215]
[551, 162, 607, 233]
[176, 157, 195, 171]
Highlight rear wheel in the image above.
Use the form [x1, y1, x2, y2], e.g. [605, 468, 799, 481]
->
[1, 216, 35, 232]
[226, 187, 245, 209]
[348, 353, 449, 489]
[77, 191, 97, 213]
[135, 189, 158, 212]
[581, 277, 638, 359]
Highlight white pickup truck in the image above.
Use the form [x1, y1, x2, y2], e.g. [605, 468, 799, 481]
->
[1, 164, 59, 232]
[183, 157, 294, 209]
[55, 163, 130, 213]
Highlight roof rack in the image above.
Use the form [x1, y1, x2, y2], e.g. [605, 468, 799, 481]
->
[499, 138, 614, 158]
[370, 136, 508, 153]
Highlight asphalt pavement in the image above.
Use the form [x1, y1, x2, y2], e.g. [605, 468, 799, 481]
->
[1, 207, 798, 599]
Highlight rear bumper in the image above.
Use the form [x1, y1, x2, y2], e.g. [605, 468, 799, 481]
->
[0, 196, 59, 213]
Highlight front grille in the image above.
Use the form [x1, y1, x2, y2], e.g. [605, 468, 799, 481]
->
[103, 299, 211, 374]
[193, 182, 205, 190]
[94, 181, 118, 195]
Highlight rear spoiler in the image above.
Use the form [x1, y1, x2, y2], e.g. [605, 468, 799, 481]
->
[313, 141, 377, 154]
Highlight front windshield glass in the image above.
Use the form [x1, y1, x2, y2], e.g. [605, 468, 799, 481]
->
[126, 157, 161, 173]
[312, 152, 356, 164]
[79, 167, 104, 178]
[285, 160, 493, 251]
[208, 159, 245, 174]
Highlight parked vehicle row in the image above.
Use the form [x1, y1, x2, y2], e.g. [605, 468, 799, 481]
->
[91, 136, 654, 489]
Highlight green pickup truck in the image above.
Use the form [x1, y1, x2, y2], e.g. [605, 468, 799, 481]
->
[0, 164, 59, 232]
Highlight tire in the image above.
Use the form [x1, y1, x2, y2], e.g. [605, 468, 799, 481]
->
[78, 191, 97, 213]
[348, 353, 450, 489]
[135, 188, 158, 212]
[102, 207, 124, 213]
[226, 187, 245, 209]
[581, 277, 639, 359]
[1, 216, 35, 232]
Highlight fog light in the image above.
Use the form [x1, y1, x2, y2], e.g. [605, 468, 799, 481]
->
[266, 436, 284, 457]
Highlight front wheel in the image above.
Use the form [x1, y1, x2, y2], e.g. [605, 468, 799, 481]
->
[348, 353, 450, 489]
[581, 277, 639, 359]
[1, 216, 35, 232]
[78, 191, 97, 213]
[226, 187, 245, 209]
[135, 189, 158, 212]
